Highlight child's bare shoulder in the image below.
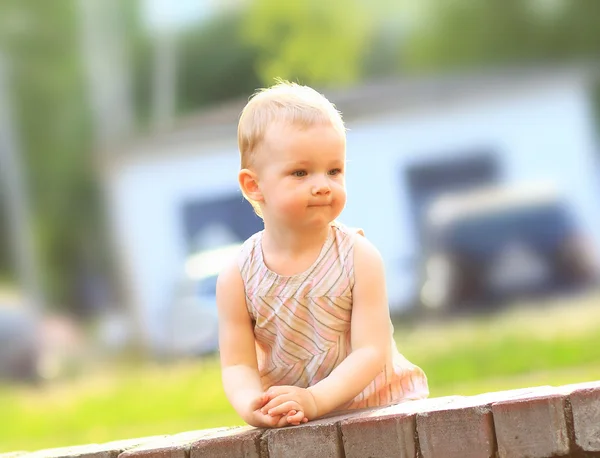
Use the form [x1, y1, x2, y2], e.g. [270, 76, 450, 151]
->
[217, 257, 242, 288]
[353, 234, 384, 266]
[332, 223, 380, 259]
[216, 241, 250, 307]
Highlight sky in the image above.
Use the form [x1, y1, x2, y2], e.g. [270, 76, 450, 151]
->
[142, 0, 210, 31]
[142, 0, 245, 31]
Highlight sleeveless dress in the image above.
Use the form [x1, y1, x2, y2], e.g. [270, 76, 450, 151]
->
[237, 222, 429, 410]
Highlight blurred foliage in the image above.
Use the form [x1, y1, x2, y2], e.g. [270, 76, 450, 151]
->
[176, 12, 262, 112]
[0, 0, 145, 314]
[405, 0, 600, 71]
[242, 0, 375, 86]
[0, 193, 9, 281]
[0, 0, 96, 311]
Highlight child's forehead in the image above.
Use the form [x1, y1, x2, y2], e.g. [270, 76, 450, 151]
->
[263, 119, 344, 143]
[254, 123, 345, 165]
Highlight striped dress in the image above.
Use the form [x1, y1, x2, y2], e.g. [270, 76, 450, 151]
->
[237, 222, 429, 410]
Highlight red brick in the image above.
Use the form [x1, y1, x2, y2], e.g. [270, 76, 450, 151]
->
[262, 411, 356, 458]
[563, 380, 600, 452]
[119, 429, 227, 458]
[417, 387, 552, 458]
[492, 388, 569, 458]
[417, 399, 494, 458]
[340, 396, 462, 458]
[190, 426, 262, 458]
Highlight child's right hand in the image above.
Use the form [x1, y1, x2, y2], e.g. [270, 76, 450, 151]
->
[261, 386, 317, 422]
[282, 408, 308, 426]
[247, 392, 306, 428]
[261, 389, 310, 426]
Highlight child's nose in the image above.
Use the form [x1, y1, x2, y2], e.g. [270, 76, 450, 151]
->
[312, 177, 331, 195]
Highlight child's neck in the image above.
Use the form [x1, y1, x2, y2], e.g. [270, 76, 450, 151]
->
[261, 223, 331, 276]
[263, 223, 330, 255]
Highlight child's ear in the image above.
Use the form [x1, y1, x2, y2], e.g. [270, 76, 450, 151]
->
[239, 168, 263, 202]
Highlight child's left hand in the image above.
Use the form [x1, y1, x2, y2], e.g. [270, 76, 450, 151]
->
[262, 386, 318, 423]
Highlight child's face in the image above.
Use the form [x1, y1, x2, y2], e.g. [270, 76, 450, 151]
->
[254, 121, 347, 230]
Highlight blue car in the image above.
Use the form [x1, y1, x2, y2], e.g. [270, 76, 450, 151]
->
[418, 185, 598, 312]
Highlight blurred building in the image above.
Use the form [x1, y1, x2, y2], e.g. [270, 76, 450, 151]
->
[100, 66, 600, 352]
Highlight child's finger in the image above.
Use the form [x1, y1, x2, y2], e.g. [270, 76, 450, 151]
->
[287, 409, 305, 425]
[275, 415, 290, 428]
[260, 392, 270, 406]
[267, 400, 300, 417]
[254, 409, 280, 428]
[261, 394, 294, 414]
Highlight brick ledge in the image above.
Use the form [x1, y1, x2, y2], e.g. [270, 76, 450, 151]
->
[3, 382, 600, 458]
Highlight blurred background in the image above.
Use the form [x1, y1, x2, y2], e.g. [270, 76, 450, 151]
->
[1, 0, 600, 452]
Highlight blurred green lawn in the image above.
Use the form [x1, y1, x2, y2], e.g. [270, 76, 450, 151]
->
[1, 292, 599, 453]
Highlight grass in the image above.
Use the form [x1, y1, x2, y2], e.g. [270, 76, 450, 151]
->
[395, 292, 600, 395]
[1, 292, 599, 453]
[0, 358, 238, 453]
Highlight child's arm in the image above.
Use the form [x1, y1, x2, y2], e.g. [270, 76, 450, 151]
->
[217, 260, 305, 428]
[262, 236, 391, 420]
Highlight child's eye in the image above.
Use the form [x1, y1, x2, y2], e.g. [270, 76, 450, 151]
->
[291, 170, 307, 177]
[328, 168, 342, 176]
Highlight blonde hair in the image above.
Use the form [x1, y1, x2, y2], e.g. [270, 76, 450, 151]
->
[237, 80, 346, 216]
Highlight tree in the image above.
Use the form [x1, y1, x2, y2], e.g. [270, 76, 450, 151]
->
[242, 0, 375, 87]
[0, 0, 134, 314]
[404, 0, 600, 72]
[176, 12, 262, 113]
[0, 190, 9, 283]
